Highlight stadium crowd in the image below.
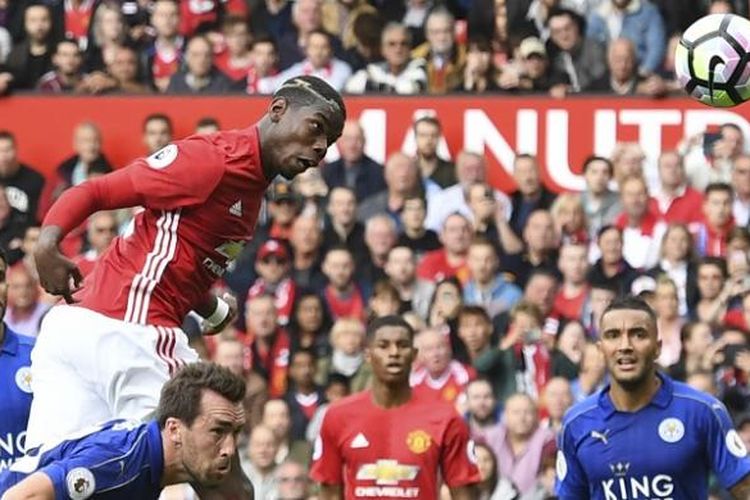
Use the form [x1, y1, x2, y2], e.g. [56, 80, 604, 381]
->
[3, 0, 750, 499]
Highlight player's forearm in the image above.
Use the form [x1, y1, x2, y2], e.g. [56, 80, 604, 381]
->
[730, 473, 750, 499]
[318, 484, 343, 500]
[1, 472, 55, 500]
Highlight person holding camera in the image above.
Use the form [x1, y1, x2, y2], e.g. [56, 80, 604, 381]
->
[681, 123, 745, 192]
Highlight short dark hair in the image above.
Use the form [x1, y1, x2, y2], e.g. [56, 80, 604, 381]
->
[290, 347, 316, 364]
[547, 7, 585, 34]
[56, 37, 79, 53]
[251, 35, 277, 51]
[597, 224, 622, 241]
[698, 256, 728, 278]
[704, 182, 733, 198]
[366, 315, 415, 342]
[0, 130, 15, 144]
[308, 28, 332, 46]
[143, 113, 173, 133]
[196, 117, 220, 129]
[325, 372, 350, 390]
[582, 155, 613, 176]
[458, 305, 491, 324]
[413, 115, 441, 133]
[272, 75, 346, 143]
[156, 362, 246, 428]
[601, 295, 657, 328]
[720, 122, 742, 135]
[222, 14, 248, 32]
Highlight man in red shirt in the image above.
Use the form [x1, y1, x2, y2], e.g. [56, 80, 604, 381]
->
[409, 328, 474, 405]
[29, 75, 345, 497]
[417, 212, 472, 283]
[692, 182, 735, 258]
[650, 150, 703, 224]
[553, 242, 589, 321]
[311, 315, 479, 499]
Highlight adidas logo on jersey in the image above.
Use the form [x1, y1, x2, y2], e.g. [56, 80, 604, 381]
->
[229, 200, 242, 217]
[351, 433, 370, 449]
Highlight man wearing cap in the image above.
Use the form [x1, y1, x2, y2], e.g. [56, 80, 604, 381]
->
[499, 37, 569, 96]
[248, 239, 296, 326]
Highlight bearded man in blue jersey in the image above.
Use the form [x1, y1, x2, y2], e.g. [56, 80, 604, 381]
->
[556, 296, 750, 499]
[0, 362, 247, 499]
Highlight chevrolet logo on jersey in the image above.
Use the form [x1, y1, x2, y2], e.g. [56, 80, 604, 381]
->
[356, 460, 419, 485]
[214, 240, 245, 261]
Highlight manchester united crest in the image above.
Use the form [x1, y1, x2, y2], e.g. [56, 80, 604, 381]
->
[406, 430, 432, 454]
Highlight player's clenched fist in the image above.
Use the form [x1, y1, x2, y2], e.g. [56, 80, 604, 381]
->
[33, 225, 83, 304]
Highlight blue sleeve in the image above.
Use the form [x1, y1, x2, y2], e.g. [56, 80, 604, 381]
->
[585, 14, 607, 45]
[555, 423, 590, 500]
[705, 400, 750, 490]
[640, 4, 666, 74]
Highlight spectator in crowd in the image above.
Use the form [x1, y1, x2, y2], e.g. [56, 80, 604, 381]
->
[57, 0, 98, 46]
[247, 239, 296, 326]
[581, 281, 617, 338]
[692, 182, 735, 258]
[213, 337, 245, 378]
[587, 0, 667, 75]
[647, 223, 697, 316]
[550, 192, 588, 245]
[486, 393, 556, 495]
[143, 0, 183, 92]
[5, 263, 49, 338]
[463, 237, 522, 318]
[322, 120, 386, 201]
[277, 0, 339, 70]
[384, 245, 434, 318]
[98, 45, 151, 94]
[464, 377, 502, 441]
[142, 113, 173, 154]
[294, 163, 334, 217]
[214, 15, 253, 84]
[509, 154, 556, 237]
[494, 269, 561, 339]
[246, 36, 280, 94]
[580, 155, 621, 239]
[317, 317, 371, 391]
[167, 35, 233, 94]
[465, 181, 523, 256]
[547, 8, 607, 92]
[345, 21, 427, 94]
[461, 37, 499, 93]
[418, 213, 472, 283]
[551, 319, 586, 379]
[0, 131, 45, 226]
[248, 0, 292, 42]
[321, 186, 367, 261]
[273, 460, 310, 500]
[652, 150, 703, 224]
[589, 37, 667, 96]
[0, 189, 27, 267]
[195, 117, 220, 135]
[613, 175, 666, 270]
[37, 38, 84, 92]
[53, 122, 112, 202]
[413, 116, 456, 192]
[694, 256, 730, 325]
[367, 279, 401, 318]
[305, 373, 350, 444]
[587, 225, 639, 295]
[427, 277, 464, 332]
[499, 36, 570, 96]
[276, 29, 352, 91]
[83, 1, 129, 73]
[504, 209, 559, 289]
[654, 275, 684, 368]
[260, 398, 303, 466]
[244, 293, 291, 399]
[397, 195, 441, 257]
[410, 327, 472, 405]
[540, 376, 573, 434]
[289, 214, 326, 292]
[732, 154, 750, 227]
[553, 242, 589, 321]
[457, 305, 495, 367]
[357, 152, 420, 224]
[321, 246, 366, 321]
[284, 348, 325, 442]
[682, 123, 744, 192]
[474, 442, 519, 500]
[341, 10, 384, 72]
[570, 341, 608, 401]
[360, 213, 397, 289]
[266, 180, 303, 242]
[411, 7, 465, 93]
[611, 143, 649, 189]
[241, 424, 280, 499]
[72, 211, 118, 277]
[287, 290, 331, 358]
[6, 3, 54, 90]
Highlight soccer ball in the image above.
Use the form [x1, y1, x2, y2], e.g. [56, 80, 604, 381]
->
[675, 13, 750, 107]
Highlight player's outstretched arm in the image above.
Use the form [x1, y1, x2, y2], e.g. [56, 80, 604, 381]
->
[0, 472, 55, 500]
[449, 484, 479, 499]
[318, 484, 343, 500]
[730, 473, 750, 499]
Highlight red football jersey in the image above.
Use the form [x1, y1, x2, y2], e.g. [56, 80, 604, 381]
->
[73, 128, 269, 326]
[310, 389, 480, 499]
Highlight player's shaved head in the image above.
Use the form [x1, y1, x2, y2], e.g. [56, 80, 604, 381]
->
[366, 314, 415, 343]
[272, 75, 346, 144]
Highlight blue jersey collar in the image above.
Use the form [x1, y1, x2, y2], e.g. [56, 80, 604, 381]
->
[598, 371, 673, 419]
[147, 420, 165, 492]
[0, 325, 18, 356]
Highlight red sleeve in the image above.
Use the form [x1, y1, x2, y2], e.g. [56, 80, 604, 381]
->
[309, 408, 344, 485]
[440, 412, 481, 488]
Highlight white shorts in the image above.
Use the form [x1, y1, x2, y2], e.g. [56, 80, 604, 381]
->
[25, 305, 199, 450]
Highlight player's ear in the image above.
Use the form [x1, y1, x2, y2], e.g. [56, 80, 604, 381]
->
[166, 418, 183, 447]
[268, 97, 289, 123]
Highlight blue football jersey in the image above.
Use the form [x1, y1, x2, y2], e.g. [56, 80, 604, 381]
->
[556, 372, 750, 500]
[0, 419, 164, 499]
[0, 327, 34, 472]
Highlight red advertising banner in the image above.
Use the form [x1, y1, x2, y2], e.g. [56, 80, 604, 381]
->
[1, 95, 748, 192]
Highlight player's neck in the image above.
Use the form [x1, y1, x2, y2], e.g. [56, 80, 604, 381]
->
[609, 372, 661, 413]
[160, 431, 190, 487]
[257, 117, 280, 181]
[371, 379, 412, 409]
[0, 321, 5, 345]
